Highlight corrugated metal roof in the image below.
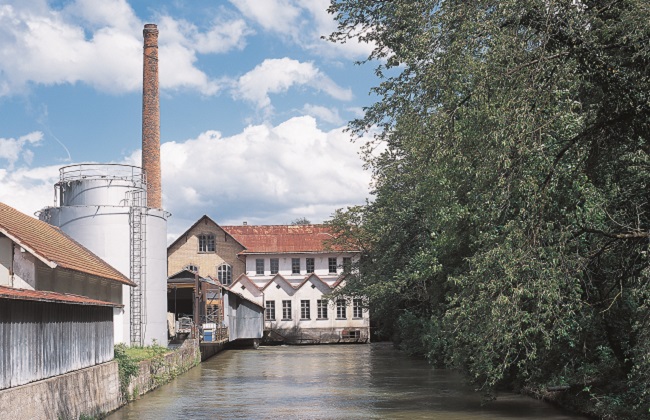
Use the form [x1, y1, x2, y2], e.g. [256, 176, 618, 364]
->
[0, 285, 122, 307]
[220, 224, 355, 254]
[0, 202, 133, 286]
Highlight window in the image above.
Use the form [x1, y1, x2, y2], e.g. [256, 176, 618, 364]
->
[353, 299, 363, 318]
[336, 300, 347, 319]
[282, 300, 292, 320]
[301, 300, 310, 320]
[317, 300, 328, 319]
[265, 301, 276, 321]
[198, 234, 215, 252]
[291, 258, 300, 274]
[306, 258, 315, 273]
[184, 264, 199, 273]
[343, 257, 352, 273]
[256, 259, 264, 275]
[328, 257, 338, 274]
[270, 258, 279, 274]
[217, 264, 232, 285]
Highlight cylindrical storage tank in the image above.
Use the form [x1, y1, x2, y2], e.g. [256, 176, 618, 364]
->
[39, 164, 170, 346]
[56, 164, 146, 207]
[143, 208, 168, 345]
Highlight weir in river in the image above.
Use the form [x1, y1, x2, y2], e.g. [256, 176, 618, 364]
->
[107, 343, 587, 419]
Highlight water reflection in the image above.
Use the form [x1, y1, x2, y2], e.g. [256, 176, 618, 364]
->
[108, 343, 585, 420]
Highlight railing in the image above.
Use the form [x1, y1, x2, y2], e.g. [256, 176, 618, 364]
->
[59, 163, 145, 183]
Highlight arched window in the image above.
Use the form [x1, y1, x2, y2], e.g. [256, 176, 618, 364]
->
[184, 264, 199, 273]
[218, 264, 232, 285]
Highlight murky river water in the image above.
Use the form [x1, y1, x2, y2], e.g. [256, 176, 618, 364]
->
[107, 343, 586, 419]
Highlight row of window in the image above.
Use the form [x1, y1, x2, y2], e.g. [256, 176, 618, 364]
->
[256, 257, 352, 275]
[265, 299, 363, 321]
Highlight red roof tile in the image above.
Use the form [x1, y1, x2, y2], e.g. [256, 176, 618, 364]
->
[0, 202, 133, 286]
[0, 286, 122, 307]
[220, 224, 356, 254]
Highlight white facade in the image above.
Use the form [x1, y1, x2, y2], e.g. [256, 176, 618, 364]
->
[39, 164, 169, 346]
[232, 252, 369, 343]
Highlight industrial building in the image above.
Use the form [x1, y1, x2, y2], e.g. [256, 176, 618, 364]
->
[38, 24, 169, 346]
[168, 217, 369, 344]
[0, 202, 129, 389]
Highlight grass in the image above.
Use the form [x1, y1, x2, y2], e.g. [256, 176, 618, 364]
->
[122, 343, 169, 362]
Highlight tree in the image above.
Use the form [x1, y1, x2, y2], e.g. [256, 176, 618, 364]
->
[290, 217, 312, 225]
[327, 0, 649, 416]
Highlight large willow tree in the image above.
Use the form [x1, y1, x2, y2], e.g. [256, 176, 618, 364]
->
[327, 0, 649, 416]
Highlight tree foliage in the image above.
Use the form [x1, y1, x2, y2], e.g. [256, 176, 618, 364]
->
[327, 0, 649, 417]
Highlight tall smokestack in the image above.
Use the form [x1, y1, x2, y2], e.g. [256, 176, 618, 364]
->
[142, 23, 161, 209]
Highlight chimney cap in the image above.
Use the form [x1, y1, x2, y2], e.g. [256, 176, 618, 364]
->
[144, 23, 157, 29]
[243, 221, 247, 226]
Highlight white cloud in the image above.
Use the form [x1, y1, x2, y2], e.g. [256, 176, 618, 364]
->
[0, 0, 251, 96]
[160, 115, 370, 237]
[228, 0, 301, 36]
[302, 104, 344, 125]
[229, 0, 374, 59]
[0, 131, 44, 170]
[234, 58, 352, 111]
[0, 164, 59, 218]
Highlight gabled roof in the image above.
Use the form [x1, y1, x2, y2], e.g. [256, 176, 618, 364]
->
[296, 273, 334, 294]
[0, 286, 122, 307]
[220, 224, 357, 254]
[167, 215, 246, 251]
[0, 202, 134, 286]
[167, 269, 218, 286]
[222, 288, 264, 309]
[261, 274, 297, 295]
[228, 274, 263, 296]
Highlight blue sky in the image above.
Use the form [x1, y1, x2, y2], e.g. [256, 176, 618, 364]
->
[0, 0, 378, 241]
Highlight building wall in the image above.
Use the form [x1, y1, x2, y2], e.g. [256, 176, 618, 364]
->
[35, 266, 121, 305]
[0, 237, 10, 287]
[0, 299, 114, 390]
[223, 292, 264, 341]
[12, 243, 37, 289]
[168, 220, 245, 282]
[244, 253, 356, 279]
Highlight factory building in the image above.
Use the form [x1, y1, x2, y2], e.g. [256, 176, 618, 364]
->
[168, 217, 369, 344]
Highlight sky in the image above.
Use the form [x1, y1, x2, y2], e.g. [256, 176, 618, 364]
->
[0, 0, 379, 242]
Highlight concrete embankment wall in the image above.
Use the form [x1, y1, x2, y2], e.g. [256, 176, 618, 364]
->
[0, 360, 121, 419]
[127, 339, 200, 399]
[200, 340, 226, 361]
[0, 339, 201, 419]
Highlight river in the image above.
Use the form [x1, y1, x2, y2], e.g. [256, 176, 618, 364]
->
[107, 343, 586, 419]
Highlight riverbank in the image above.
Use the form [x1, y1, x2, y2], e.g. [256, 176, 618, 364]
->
[0, 339, 202, 419]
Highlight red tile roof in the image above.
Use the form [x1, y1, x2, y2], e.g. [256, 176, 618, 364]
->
[0, 202, 134, 286]
[220, 224, 356, 254]
[0, 286, 122, 307]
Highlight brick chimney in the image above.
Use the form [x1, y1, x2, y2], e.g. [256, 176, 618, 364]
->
[142, 23, 161, 209]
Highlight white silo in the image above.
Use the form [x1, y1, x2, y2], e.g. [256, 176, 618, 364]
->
[39, 164, 169, 346]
